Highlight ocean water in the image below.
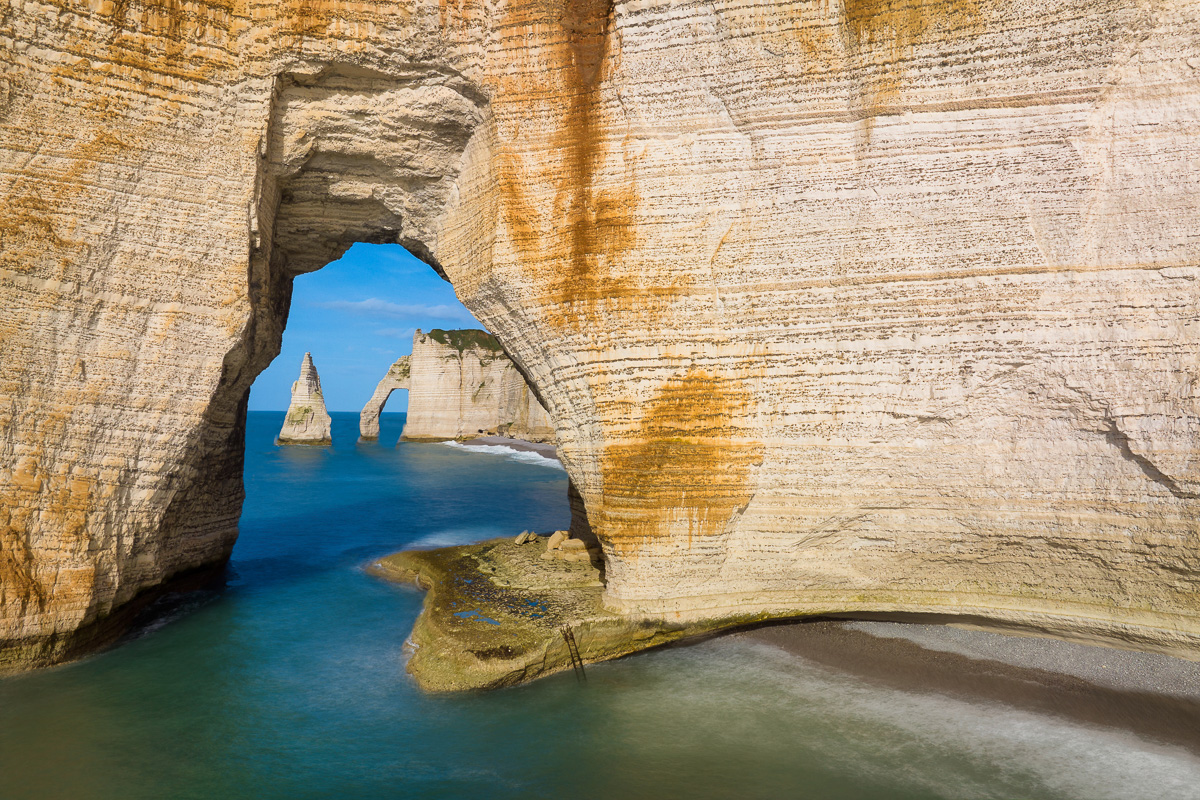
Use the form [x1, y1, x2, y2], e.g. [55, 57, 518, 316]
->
[2, 411, 1198, 800]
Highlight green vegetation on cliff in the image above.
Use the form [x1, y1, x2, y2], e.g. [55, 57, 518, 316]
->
[389, 356, 411, 379]
[427, 328, 504, 354]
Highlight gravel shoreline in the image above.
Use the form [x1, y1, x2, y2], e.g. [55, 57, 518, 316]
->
[740, 619, 1200, 755]
[442, 435, 1200, 753]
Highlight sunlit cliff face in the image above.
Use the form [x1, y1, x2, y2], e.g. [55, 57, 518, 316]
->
[4, 0, 1200, 669]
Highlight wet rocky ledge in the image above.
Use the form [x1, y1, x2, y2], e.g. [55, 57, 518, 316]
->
[369, 530, 1200, 753]
[368, 534, 762, 691]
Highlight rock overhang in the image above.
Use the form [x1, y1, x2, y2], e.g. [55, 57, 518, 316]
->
[3, 0, 1200, 670]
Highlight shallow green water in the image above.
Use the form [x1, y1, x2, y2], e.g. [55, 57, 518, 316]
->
[2, 412, 1197, 799]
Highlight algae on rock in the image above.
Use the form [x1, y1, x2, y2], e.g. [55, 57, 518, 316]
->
[369, 538, 705, 691]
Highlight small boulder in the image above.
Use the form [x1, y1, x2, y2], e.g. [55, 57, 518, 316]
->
[561, 538, 587, 551]
[514, 531, 531, 545]
[547, 531, 566, 551]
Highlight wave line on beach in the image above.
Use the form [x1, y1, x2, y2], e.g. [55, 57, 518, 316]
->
[441, 441, 565, 470]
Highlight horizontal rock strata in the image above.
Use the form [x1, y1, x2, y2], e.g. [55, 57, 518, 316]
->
[3, 0, 1200, 670]
[373, 329, 554, 443]
[359, 356, 410, 441]
[277, 352, 332, 444]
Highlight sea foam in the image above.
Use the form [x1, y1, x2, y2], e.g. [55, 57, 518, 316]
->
[441, 440, 565, 470]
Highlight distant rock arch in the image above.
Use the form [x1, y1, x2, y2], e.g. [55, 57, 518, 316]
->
[359, 330, 555, 443]
[359, 356, 410, 441]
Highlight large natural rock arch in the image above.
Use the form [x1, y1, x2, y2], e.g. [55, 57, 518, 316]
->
[4, 0, 1200, 670]
[359, 355, 410, 441]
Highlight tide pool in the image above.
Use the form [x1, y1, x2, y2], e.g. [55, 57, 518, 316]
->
[1, 412, 1197, 800]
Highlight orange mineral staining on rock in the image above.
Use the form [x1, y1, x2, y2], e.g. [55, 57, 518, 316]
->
[6, 0, 1200, 672]
[599, 370, 763, 553]
[489, 0, 648, 330]
[842, 0, 984, 115]
[550, 1, 643, 325]
[0, 527, 46, 621]
[842, 0, 983, 47]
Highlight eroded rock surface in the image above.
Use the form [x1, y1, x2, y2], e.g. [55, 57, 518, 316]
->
[359, 356, 410, 441]
[4, 0, 1200, 670]
[390, 329, 554, 443]
[369, 538, 706, 691]
[277, 352, 332, 444]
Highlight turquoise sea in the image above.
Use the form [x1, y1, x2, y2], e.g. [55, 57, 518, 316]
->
[2, 411, 1198, 799]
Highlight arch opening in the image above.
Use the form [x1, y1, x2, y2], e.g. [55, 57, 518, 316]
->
[249, 241, 473, 436]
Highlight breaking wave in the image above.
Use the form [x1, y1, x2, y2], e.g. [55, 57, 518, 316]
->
[441, 440, 564, 470]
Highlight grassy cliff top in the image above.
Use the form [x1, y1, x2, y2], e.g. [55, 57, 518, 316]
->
[427, 329, 504, 354]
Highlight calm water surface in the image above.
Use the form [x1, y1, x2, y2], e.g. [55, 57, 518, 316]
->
[2, 412, 1198, 799]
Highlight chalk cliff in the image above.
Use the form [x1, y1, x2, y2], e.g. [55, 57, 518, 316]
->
[277, 352, 332, 444]
[367, 329, 554, 443]
[3, 0, 1200, 670]
[359, 356, 411, 441]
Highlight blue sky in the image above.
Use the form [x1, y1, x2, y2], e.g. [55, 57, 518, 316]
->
[248, 243, 482, 412]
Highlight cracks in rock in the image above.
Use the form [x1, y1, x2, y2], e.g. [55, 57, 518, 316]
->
[706, 219, 733, 314]
[281, 62, 489, 110]
[1063, 379, 1197, 500]
[881, 409, 954, 424]
[880, 361, 1033, 430]
[714, 493, 755, 580]
[1102, 418, 1198, 500]
[791, 508, 883, 550]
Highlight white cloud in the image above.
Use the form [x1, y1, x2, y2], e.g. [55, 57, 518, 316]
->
[311, 297, 474, 322]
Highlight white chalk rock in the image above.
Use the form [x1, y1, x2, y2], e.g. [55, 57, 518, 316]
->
[277, 353, 332, 445]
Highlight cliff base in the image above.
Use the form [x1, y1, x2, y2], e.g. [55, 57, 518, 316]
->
[369, 539, 762, 691]
[375, 538, 1200, 692]
[0, 559, 229, 676]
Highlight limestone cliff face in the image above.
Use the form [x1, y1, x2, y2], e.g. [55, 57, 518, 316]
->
[359, 356, 411, 441]
[4, 0, 1200, 669]
[277, 352, 332, 444]
[359, 330, 553, 443]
